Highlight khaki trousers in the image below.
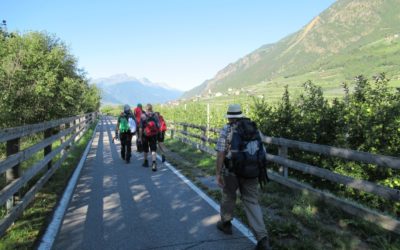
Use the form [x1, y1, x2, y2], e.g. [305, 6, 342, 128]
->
[221, 170, 268, 241]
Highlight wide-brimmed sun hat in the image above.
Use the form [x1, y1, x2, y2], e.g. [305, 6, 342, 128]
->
[225, 104, 244, 118]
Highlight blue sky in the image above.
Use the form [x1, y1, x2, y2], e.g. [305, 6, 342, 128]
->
[2, 0, 335, 91]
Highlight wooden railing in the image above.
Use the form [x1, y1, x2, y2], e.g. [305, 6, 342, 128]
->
[168, 121, 400, 235]
[0, 112, 97, 236]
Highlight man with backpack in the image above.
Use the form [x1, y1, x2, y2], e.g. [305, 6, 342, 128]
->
[139, 104, 160, 171]
[134, 103, 144, 153]
[155, 112, 167, 163]
[115, 104, 136, 164]
[134, 103, 143, 125]
[215, 104, 271, 250]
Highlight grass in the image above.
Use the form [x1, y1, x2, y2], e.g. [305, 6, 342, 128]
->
[163, 138, 400, 250]
[0, 123, 97, 250]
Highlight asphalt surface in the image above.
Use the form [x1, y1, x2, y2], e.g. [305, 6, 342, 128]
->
[52, 116, 255, 250]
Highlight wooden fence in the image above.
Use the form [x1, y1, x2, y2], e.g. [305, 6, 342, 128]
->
[169, 121, 400, 235]
[0, 112, 97, 236]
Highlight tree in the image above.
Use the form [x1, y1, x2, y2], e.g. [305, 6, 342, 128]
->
[0, 31, 100, 128]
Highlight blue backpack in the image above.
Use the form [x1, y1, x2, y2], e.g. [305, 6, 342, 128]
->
[228, 118, 266, 178]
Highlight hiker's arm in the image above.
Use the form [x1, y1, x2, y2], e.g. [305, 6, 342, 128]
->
[215, 126, 228, 188]
[216, 152, 225, 188]
[138, 118, 143, 141]
[216, 151, 224, 175]
[115, 119, 120, 136]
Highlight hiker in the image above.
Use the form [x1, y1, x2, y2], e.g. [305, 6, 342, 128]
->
[134, 103, 144, 152]
[139, 104, 160, 171]
[134, 103, 144, 125]
[115, 104, 136, 163]
[215, 104, 271, 250]
[155, 112, 167, 163]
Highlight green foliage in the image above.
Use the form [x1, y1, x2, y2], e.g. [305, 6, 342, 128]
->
[100, 105, 123, 116]
[0, 31, 100, 128]
[345, 73, 400, 156]
[161, 74, 400, 217]
[261, 75, 400, 216]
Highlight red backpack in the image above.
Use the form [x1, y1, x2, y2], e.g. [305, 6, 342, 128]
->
[159, 115, 167, 132]
[134, 107, 142, 124]
[144, 114, 159, 137]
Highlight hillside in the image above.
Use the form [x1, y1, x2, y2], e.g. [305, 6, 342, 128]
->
[183, 0, 400, 99]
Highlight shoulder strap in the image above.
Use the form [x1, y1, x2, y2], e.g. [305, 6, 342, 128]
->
[145, 113, 151, 121]
[226, 123, 236, 147]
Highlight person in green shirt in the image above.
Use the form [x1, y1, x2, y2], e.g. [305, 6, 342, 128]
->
[115, 104, 136, 163]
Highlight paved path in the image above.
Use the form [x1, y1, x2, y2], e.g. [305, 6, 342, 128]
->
[52, 116, 255, 250]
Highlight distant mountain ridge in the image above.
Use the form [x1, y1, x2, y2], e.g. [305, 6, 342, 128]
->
[93, 74, 182, 106]
[183, 0, 400, 98]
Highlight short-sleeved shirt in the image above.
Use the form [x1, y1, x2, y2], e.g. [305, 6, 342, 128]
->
[215, 124, 232, 153]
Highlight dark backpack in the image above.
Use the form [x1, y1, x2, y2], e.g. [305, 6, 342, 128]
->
[228, 118, 266, 178]
[144, 114, 159, 137]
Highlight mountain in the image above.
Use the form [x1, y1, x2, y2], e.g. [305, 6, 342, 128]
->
[93, 74, 183, 106]
[183, 0, 400, 99]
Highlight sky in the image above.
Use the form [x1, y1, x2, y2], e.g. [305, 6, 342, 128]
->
[2, 0, 336, 91]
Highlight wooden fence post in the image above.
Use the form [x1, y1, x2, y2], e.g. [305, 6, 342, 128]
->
[74, 117, 81, 142]
[68, 119, 74, 148]
[44, 128, 53, 169]
[183, 124, 188, 136]
[75, 117, 79, 134]
[170, 122, 175, 139]
[6, 138, 20, 211]
[278, 145, 288, 178]
[78, 116, 82, 140]
[80, 115, 86, 138]
[201, 128, 207, 147]
[60, 123, 66, 154]
[206, 103, 210, 146]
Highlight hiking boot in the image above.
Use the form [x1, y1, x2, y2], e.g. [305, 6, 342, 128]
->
[216, 220, 232, 235]
[255, 236, 271, 250]
[142, 160, 149, 167]
[161, 154, 166, 163]
[121, 153, 125, 160]
[152, 162, 157, 172]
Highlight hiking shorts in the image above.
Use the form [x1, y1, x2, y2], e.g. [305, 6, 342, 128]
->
[143, 135, 157, 153]
[157, 131, 165, 142]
